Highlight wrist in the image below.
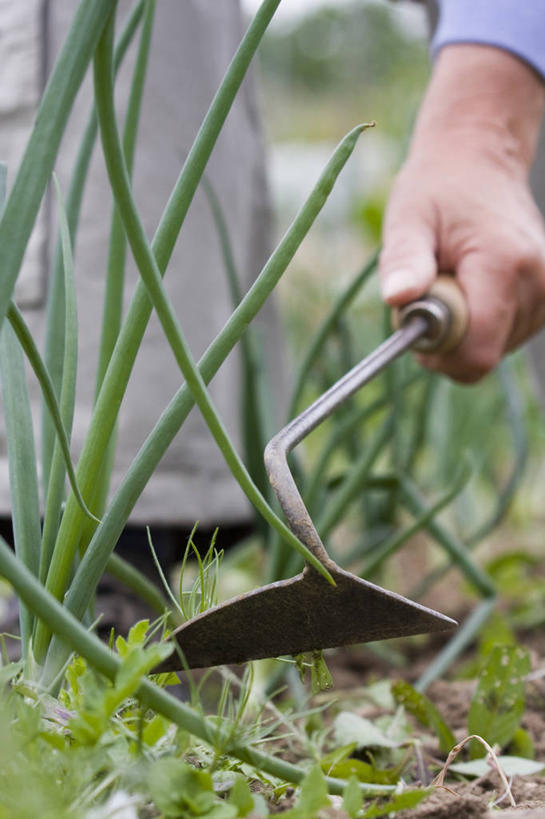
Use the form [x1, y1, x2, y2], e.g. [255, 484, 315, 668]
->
[409, 44, 545, 174]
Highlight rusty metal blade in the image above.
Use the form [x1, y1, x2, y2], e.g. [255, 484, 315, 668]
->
[155, 567, 456, 671]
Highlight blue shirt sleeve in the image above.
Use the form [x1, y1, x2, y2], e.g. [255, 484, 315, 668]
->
[432, 1, 545, 80]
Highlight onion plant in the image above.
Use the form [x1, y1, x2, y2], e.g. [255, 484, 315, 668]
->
[0, 0, 369, 706]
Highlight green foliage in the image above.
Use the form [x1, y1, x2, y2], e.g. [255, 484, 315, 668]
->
[0, 320, 41, 654]
[477, 612, 516, 658]
[0, 633, 538, 817]
[320, 743, 410, 785]
[391, 679, 456, 756]
[258, 1, 428, 139]
[67, 621, 172, 747]
[148, 759, 222, 817]
[467, 644, 530, 758]
[0, 647, 267, 817]
[268, 3, 425, 87]
[343, 776, 363, 818]
[178, 527, 224, 620]
[0, 692, 98, 819]
[508, 727, 535, 760]
[310, 651, 334, 694]
[18, 0, 371, 680]
[281, 766, 330, 818]
[486, 551, 545, 629]
[0, 0, 525, 714]
[228, 776, 256, 817]
[352, 193, 385, 245]
[360, 789, 431, 818]
[294, 650, 334, 694]
[334, 711, 407, 751]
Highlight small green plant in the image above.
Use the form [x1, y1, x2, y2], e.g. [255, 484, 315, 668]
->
[467, 643, 530, 758]
[177, 528, 224, 622]
[390, 639, 534, 776]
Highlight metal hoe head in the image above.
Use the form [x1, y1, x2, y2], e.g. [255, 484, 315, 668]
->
[157, 566, 454, 670]
[158, 279, 466, 671]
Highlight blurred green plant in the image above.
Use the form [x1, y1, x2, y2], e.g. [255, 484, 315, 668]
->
[258, 1, 429, 141]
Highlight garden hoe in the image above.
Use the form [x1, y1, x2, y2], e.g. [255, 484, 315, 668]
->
[158, 276, 467, 671]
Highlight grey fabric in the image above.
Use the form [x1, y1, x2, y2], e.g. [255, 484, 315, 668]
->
[0, 0, 282, 525]
[0, 0, 48, 306]
[432, 1, 545, 80]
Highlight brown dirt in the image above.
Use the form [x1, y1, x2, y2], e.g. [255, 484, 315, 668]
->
[5, 569, 545, 816]
[303, 629, 545, 818]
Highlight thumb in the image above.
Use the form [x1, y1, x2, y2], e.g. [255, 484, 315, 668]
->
[379, 199, 437, 306]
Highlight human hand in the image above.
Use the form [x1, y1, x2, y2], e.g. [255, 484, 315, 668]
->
[379, 45, 545, 382]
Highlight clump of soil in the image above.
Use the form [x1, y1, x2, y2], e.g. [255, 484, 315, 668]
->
[395, 777, 545, 819]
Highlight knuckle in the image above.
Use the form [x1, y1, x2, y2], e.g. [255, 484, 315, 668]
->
[493, 241, 529, 272]
[417, 357, 486, 384]
[463, 346, 500, 380]
[517, 246, 545, 272]
[457, 370, 488, 385]
[446, 339, 501, 382]
[492, 229, 545, 274]
[525, 240, 545, 274]
[417, 344, 498, 383]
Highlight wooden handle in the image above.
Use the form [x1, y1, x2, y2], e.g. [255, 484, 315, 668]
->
[392, 274, 468, 354]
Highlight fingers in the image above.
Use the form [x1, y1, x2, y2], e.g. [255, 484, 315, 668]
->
[379, 190, 437, 306]
[417, 249, 516, 383]
[380, 154, 545, 383]
[504, 233, 545, 351]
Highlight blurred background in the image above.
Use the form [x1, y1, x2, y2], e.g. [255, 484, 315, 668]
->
[244, 0, 429, 269]
[241, 0, 431, 399]
[232, 0, 545, 628]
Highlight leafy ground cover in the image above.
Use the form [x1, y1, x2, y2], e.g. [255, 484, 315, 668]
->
[2, 546, 545, 818]
[2, 617, 545, 817]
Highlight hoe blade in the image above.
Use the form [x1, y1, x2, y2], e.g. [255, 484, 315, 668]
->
[155, 567, 456, 671]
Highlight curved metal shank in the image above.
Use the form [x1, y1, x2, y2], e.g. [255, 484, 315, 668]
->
[264, 314, 428, 567]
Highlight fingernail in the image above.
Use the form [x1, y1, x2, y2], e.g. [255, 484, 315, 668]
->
[381, 269, 416, 302]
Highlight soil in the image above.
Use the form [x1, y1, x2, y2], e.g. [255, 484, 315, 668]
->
[96, 583, 545, 816]
[4, 572, 545, 816]
[303, 627, 545, 819]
